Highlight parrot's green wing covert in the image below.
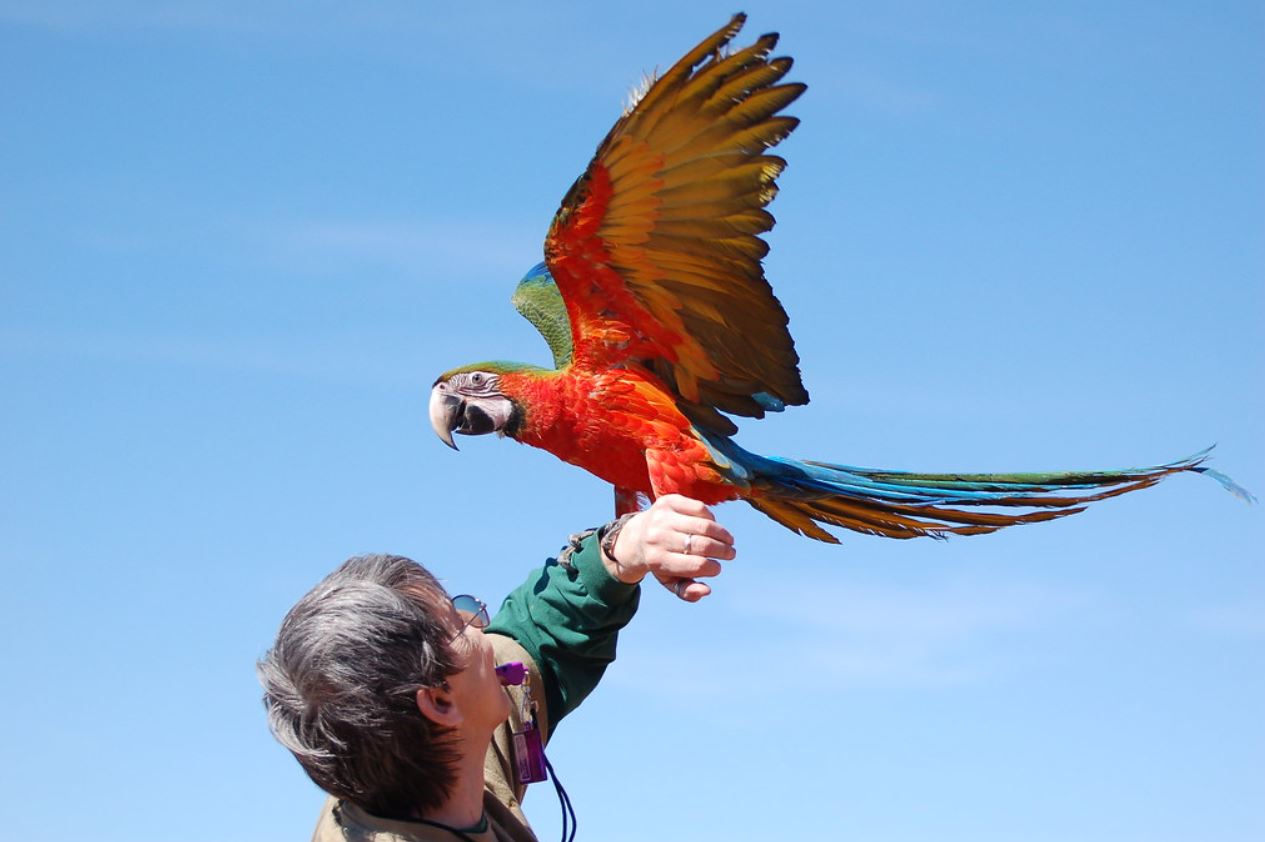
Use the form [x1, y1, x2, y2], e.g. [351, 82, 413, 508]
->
[512, 262, 574, 369]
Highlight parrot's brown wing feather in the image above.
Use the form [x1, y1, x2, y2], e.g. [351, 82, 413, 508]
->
[543, 13, 808, 435]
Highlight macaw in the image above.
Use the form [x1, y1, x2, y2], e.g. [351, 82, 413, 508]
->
[429, 14, 1251, 542]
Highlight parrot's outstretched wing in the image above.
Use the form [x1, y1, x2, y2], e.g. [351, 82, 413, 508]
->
[543, 13, 807, 436]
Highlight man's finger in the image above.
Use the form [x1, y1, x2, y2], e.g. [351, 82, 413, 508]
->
[659, 553, 723, 578]
[673, 515, 734, 549]
[660, 494, 714, 520]
[680, 580, 711, 601]
[659, 576, 711, 602]
[688, 515, 738, 548]
[678, 533, 734, 562]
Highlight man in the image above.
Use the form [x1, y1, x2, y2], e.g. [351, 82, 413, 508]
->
[259, 494, 735, 841]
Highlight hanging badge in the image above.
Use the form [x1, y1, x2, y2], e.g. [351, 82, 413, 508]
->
[512, 711, 548, 784]
[510, 669, 548, 784]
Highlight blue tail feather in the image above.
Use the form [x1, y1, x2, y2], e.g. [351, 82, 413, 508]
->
[700, 434, 1252, 541]
[1193, 468, 1257, 504]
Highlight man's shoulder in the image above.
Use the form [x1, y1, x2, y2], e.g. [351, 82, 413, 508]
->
[312, 797, 455, 842]
[311, 795, 534, 842]
[311, 796, 343, 842]
[486, 632, 530, 663]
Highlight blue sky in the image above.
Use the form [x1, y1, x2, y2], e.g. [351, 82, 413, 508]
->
[2, 2, 1262, 840]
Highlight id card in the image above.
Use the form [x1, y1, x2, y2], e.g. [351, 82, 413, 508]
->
[512, 713, 548, 784]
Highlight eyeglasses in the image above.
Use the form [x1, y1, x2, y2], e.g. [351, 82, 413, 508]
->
[449, 594, 490, 640]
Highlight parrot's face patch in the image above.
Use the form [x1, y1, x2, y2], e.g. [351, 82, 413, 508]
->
[429, 371, 518, 449]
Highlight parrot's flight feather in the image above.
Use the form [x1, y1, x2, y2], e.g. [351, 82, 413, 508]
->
[542, 12, 808, 436]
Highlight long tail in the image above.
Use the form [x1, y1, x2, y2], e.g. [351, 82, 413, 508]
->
[732, 445, 1253, 543]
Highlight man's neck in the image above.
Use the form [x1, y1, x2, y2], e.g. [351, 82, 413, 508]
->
[419, 729, 492, 830]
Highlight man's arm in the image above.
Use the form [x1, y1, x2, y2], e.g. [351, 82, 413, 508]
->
[486, 495, 735, 726]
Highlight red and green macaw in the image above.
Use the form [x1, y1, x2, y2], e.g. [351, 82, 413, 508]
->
[429, 14, 1251, 542]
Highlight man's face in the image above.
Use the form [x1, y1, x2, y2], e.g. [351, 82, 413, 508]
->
[445, 615, 513, 732]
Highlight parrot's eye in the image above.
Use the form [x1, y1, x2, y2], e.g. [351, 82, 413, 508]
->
[470, 372, 485, 386]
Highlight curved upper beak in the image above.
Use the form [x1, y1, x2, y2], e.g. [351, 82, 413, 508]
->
[429, 380, 517, 451]
[429, 384, 463, 450]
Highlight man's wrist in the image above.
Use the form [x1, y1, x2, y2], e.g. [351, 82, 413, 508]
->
[597, 513, 644, 584]
[569, 530, 642, 601]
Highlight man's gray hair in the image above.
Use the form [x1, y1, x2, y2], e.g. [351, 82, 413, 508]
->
[258, 554, 462, 817]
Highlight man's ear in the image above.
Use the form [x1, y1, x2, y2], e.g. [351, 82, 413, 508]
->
[416, 684, 463, 729]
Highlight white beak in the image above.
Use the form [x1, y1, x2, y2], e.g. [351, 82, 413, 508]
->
[429, 384, 460, 450]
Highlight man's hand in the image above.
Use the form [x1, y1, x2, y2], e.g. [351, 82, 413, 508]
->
[602, 494, 736, 602]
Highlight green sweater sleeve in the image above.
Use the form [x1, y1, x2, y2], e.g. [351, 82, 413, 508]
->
[486, 530, 641, 728]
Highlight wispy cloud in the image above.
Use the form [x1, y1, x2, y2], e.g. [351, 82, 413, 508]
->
[825, 71, 940, 117]
[0, 1, 266, 33]
[0, 1, 437, 37]
[613, 576, 1095, 702]
[261, 218, 536, 279]
[0, 326, 421, 387]
[65, 208, 539, 282]
[737, 578, 1087, 640]
[1187, 600, 1265, 638]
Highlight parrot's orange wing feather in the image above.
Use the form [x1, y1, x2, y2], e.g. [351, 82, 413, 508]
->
[543, 13, 808, 435]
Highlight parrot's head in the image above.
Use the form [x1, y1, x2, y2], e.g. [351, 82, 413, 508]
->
[428, 363, 523, 450]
